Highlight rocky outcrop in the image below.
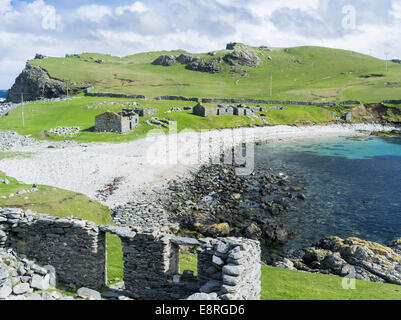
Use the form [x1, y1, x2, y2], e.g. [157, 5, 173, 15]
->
[274, 236, 401, 285]
[176, 54, 196, 65]
[152, 55, 175, 66]
[186, 58, 222, 73]
[223, 46, 261, 68]
[6, 64, 66, 103]
[391, 59, 401, 64]
[226, 42, 240, 50]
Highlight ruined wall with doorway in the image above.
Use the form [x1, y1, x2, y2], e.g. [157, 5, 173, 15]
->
[1, 208, 261, 300]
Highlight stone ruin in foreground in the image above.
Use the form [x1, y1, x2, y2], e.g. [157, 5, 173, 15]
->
[0, 208, 261, 300]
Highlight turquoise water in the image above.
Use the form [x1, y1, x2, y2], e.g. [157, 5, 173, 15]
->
[288, 136, 401, 159]
[255, 136, 401, 252]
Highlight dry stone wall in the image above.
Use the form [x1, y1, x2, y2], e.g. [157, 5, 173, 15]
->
[85, 92, 146, 100]
[0, 208, 106, 289]
[153, 96, 199, 102]
[1, 208, 261, 300]
[202, 98, 336, 107]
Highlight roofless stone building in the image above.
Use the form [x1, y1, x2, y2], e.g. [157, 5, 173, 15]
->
[95, 109, 139, 134]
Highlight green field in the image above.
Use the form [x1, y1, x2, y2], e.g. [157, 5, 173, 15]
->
[30, 45, 401, 103]
[0, 172, 112, 224]
[0, 96, 335, 143]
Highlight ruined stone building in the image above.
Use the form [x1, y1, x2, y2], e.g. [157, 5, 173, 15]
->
[193, 103, 257, 117]
[132, 107, 158, 117]
[95, 109, 139, 134]
[193, 103, 219, 117]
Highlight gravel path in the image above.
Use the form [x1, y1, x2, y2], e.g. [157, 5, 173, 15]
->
[0, 123, 396, 208]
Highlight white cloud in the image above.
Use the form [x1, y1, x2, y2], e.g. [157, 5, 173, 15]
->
[0, 0, 400, 89]
[390, 0, 401, 19]
[76, 4, 112, 23]
[115, 1, 150, 16]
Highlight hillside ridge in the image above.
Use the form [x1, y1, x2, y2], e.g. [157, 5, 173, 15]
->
[7, 44, 401, 104]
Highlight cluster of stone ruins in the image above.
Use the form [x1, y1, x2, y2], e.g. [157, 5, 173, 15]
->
[193, 103, 285, 117]
[94, 103, 286, 134]
[0, 208, 261, 300]
[95, 108, 157, 134]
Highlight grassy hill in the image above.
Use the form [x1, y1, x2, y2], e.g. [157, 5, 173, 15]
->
[29, 45, 401, 103]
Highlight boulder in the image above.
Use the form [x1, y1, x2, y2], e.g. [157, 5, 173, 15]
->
[76, 287, 101, 300]
[152, 55, 175, 66]
[0, 263, 8, 286]
[13, 283, 30, 295]
[30, 274, 50, 290]
[187, 292, 219, 300]
[278, 236, 401, 286]
[0, 284, 12, 299]
[223, 47, 261, 68]
[176, 54, 196, 64]
[186, 58, 222, 73]
[226, 42, 239, 50]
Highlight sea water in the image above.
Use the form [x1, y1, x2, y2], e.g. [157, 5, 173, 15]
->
[255, 136, 401, 252]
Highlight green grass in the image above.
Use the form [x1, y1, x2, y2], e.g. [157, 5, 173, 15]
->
[106, 233, 124, 281]
[29, 46, 401, 103]
[179, 253, 401, 300]
[0, 172, 112, 224]
[0, 96, 335, 143]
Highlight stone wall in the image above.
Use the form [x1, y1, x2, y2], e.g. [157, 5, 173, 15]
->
[202, 98, 336, 107]
[154, 96, 199, 102]
[85, 92, 146, 100]
[0, 208, 106, 289]
[95, 112, 123, 133]
[340, 100, 361, 105]
[382, 100, 401, 104]
[105, 226, 261, 300]
[196, 237, 261, 300]
[1, 208, 261, 300]
[133, 108, 158, 117]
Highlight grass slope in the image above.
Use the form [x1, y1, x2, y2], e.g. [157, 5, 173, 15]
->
[29, 46, 401, 103]
[0, 171, 112, 224]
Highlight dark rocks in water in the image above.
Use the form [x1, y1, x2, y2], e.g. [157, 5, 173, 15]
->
[262, 223, 290, 246]
[152, 55, 175, 66]
[274, 236, 401, 285]
[7, 64, 67, 103]
[223, 47, 261, 68]
[160, 164, 303, 248]
[186, 58, 222, 74]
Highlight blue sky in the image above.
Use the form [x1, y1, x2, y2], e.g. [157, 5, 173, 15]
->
[1, 0, 401, 88]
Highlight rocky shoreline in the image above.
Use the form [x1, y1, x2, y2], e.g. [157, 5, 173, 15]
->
[111, 163, 308, 261]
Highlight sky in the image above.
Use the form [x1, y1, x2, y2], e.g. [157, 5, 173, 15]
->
[0, 0, 401, 88]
